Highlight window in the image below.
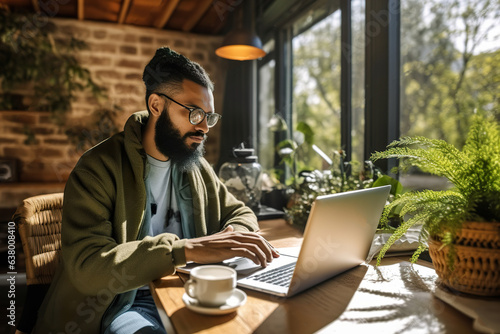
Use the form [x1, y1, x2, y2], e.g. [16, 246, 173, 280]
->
[257, 0, 360, 178]
[292, 8, 342, 171]
[400, 0, 500, 189]
[350, 0, 365, 163]
[258, 40, 276, 172]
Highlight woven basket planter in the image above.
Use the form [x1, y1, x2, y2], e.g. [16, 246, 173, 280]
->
[428, 221, 500, 296]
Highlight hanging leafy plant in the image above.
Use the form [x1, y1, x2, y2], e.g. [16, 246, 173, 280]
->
[0, 7, 104, 123]
[65, 104, 122, 154]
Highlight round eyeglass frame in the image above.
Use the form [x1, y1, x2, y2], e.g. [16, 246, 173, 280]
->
[155, 92, 221, 128]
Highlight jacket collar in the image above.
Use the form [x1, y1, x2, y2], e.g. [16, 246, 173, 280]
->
[124, 110, 149, 181]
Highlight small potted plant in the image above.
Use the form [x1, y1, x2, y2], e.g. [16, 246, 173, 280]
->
[371, 112, 500, 296]
[265, 115, 401, 226]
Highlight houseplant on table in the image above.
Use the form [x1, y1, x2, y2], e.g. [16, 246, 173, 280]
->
[371, 112, 500, 296]
[266, 115, 402, 227]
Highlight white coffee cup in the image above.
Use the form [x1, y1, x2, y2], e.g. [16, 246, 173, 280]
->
[184, 265, 237, 307]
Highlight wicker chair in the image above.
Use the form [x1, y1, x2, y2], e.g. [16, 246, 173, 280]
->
[13, 193, 64, 334]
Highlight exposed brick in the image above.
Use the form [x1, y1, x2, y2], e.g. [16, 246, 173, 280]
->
[114, 84, 140, 95]
[141, 47, 156, 56]
[88, 42, 117, 53]
[40, 148, 64, 158]
[31, 126, 55, 135]
[22, 159, 43, 169]
[139, 36, 153, 44]
[116, 59, 143, 69]
[124, 72, 142, 80]
[156, 38, 170, 45]
[2, 18, 223, 185]
[124, 34, 138, 43]
[108, 33, 123, 42]
[80, 55, 113, 66]
[5, 126, 26, 135]
[48, 161, 74, 182]
[120, 45, 138, 55]
[93, 30, 107, 39]
[117, 97, 144, 108]
[43, 138, 69, 145]
[191, 52, 205, 62]
[2, 113, 38, 125]
[174, 39, 192, 48]
[58, 25, 91, 39]
[38, 115, 53, 124]
[196, 41, 210, 49]
[4, 147, 31, 157]
[0, 137, 20, 144]
[70, 107, 95, 118]
[95, 70, 123, 80]
[21, 164, 71, 182]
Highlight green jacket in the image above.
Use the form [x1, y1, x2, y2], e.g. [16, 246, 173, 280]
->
[34, 111, 258, 333]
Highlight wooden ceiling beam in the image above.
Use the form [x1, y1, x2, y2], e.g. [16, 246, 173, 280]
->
[181, 0, 212, 32]
[77, 0, 84, 20]
[31, 0, 40, 13]
[118, 0, 132, 24]
[154, 0, 179, 29]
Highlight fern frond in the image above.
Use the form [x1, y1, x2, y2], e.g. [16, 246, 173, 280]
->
[410, 244, 428, 263]
[376, 189, 470, 265]
[376, 212, 426, 265]
[464, 114, 500, 159]
[371, 138, 466, 186]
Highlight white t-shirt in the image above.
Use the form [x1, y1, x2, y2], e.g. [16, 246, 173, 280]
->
[146, 155, 183, 238]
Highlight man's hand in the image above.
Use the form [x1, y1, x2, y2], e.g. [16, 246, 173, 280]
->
[184, 226, 280, 267]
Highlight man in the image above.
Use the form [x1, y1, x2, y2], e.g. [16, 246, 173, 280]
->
[33, 47, 278, 333]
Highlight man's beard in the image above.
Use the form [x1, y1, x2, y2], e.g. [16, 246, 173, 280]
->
[154, 108, 206, 172]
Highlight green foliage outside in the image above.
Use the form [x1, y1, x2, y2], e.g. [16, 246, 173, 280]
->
[371, 113, 500, 266]
[290, 0, 499, 174]
[292, 11, 344, 168]
[400, 0, 500, 148]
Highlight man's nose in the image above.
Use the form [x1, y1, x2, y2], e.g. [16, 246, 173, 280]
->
[195, 117, 209, 133]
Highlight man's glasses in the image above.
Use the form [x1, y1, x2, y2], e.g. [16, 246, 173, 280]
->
[155, 93, 221, 128]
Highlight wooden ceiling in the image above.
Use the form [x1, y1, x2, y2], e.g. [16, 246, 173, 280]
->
[0, 0, 243, 35]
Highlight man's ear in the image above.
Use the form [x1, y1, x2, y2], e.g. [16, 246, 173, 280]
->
[148, 94, 164, 117]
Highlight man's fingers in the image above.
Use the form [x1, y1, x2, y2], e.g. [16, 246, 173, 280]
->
[204, 239, 269, 267]
[184, 229, 279, 267]
[220, 232, 276, 263]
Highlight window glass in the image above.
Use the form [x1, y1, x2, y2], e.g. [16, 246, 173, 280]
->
[351, 0, 365, 164]
[258, 41, 276, 172]
[292, 9, 342, 171]
[400, 0, 500, 189]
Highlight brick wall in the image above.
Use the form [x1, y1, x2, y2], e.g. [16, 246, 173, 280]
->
[0, 18, 226, 210]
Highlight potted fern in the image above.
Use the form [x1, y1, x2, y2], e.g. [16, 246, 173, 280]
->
[371, 113, 500, 296]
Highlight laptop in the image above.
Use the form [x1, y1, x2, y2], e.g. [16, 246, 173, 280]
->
[178, 185, 391, 297]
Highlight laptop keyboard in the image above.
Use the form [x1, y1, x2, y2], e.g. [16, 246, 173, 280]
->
[248, 262, 296, 287]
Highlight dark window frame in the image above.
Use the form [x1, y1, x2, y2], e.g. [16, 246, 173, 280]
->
[255, 0, 400, 174]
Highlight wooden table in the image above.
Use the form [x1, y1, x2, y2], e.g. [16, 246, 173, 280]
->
[150, 219, 481, 334]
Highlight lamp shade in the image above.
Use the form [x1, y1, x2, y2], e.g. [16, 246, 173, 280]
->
[215, 28, 266, 61]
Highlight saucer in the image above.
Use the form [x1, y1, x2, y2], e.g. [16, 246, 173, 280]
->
[182, 288, 247, 315]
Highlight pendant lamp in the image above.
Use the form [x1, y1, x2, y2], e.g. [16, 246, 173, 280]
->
[215, 4, 266, 61]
